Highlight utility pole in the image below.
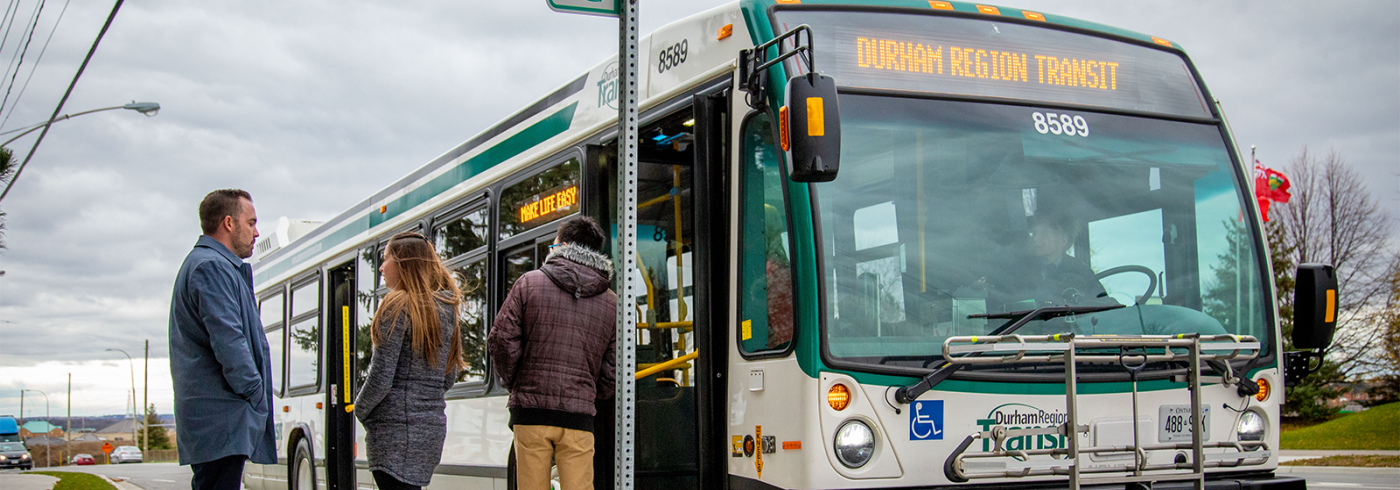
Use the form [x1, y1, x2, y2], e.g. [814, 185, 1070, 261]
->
[67, 374, 72, 466]
[143, 340, 149, 452]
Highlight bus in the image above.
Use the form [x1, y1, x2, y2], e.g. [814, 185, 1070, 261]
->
[243, 1, 1338, 489]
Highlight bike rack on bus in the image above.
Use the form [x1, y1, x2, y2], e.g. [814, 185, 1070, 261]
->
[939, 333, 1269, 490]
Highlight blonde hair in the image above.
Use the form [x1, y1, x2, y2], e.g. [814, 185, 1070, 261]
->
[370, 232, 464, 373]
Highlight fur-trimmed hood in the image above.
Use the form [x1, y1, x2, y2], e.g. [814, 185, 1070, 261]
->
[541, 243, 613, 298]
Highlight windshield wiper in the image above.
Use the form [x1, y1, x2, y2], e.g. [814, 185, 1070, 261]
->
[893, 304, 1125, 404]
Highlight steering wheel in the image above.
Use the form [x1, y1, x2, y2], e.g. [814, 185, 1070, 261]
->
[1094, 265, 1158, 305]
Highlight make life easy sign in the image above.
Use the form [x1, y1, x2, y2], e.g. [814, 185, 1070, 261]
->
[547, 0, 618, 17]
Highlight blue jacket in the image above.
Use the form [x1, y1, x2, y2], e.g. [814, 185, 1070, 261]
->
[168, 235, 277, 465]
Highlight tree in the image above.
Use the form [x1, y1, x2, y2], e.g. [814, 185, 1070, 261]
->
[1365, 254, 1400, 405]
[0, 146, 12, 249]
[1271, 148, 1395, 419]
[136, 403, 172, 450]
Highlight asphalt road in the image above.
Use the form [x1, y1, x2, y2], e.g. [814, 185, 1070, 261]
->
[4, 463, 1395, 490]
[35, 462, 191, 490]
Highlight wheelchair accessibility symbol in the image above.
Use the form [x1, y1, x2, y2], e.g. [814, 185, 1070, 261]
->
[909, 400, 943, 441]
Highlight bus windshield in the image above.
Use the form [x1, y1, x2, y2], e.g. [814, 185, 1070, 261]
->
[817, 95, 1270, 373]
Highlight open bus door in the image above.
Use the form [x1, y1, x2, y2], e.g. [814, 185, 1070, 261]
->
[325, 261, 357, 490]
[587, 83, 731, 490]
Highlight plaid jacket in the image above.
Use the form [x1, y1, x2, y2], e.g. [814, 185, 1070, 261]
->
[489, 244, 617, 424]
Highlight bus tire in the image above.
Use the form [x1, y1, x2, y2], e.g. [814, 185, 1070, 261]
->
[290, 438, 315, 490]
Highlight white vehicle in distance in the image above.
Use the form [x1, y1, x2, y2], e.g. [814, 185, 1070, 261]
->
[110, 446, 142, 464]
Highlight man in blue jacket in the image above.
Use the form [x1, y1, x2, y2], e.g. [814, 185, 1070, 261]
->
[169, 189, 276, 490]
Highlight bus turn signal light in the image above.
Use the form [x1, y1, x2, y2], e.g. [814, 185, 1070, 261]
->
[778, 106, 791, 151]
[828, 384, 851, 411]
[718, 24, 733, 40]
[1254, 377, 1270, 402]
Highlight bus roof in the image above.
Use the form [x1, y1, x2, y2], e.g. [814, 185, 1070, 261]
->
[740, 0, 1181, 51]
[0, 416, 17, 433]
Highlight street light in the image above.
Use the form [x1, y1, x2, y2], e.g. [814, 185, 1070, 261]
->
[106, 348, 138, 449]
[0, 101, 160, 148]
[21, 389, 48, 467]
[0, 101, 161, 202]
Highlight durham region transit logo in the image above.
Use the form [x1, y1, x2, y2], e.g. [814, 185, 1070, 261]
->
[976, 403, 1069, 451]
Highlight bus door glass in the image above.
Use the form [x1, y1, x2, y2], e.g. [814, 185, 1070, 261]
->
[600, 107, 702, 488]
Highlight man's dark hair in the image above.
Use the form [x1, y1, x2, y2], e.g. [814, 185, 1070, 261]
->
[558, 216, 606, 252]
[199, 189, 252, 235]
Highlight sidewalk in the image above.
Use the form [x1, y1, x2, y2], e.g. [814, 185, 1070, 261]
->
[0, 473, 59, 490]
[1279, 449, 1400, 462]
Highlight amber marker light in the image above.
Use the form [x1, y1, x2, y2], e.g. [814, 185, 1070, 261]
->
[928, 1, 953, 9]
[718, 24, 733, 40]
[1022, 10, 1046, 21]
[1254, 377, 1271, 402]
[828, 384, 851, 411]
[976, 5, 1001, 15]
[778, 106, 791, 151]
[1152, 36, 1173, 47]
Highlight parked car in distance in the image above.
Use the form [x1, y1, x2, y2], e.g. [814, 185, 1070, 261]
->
[0, 442, 32, 470]
[71, 453, 95, 465]
[111, 445, 142, 464]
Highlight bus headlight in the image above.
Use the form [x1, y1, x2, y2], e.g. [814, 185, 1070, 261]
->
[834, 419, 875, 468]
[1236, 411, 1265, 442]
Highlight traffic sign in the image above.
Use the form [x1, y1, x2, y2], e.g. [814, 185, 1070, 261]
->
[101, 442, 114, 454]
[546, 0, 617, 17]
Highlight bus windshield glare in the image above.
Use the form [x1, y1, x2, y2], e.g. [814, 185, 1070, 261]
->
[817, 94, 1270, 372]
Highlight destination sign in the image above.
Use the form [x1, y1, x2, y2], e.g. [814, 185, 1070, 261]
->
[774, 11, 1211, 118]
[517, 183, 579, 225]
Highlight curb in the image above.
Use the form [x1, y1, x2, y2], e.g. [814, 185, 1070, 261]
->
[95, 473, 146, 490]
[1274, 465, 1400, 474]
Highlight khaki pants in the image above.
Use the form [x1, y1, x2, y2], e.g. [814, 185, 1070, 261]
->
[514, 425, 594, 490]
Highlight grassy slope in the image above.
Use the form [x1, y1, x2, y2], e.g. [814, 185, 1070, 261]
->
[27, 471, 116, 490]
[1280, 402, 1399, 450]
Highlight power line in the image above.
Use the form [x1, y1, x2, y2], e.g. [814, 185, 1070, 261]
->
[0, 0, 46, 118]
[0, 0, 123, 203]
[0, 0, 30, 90]
[0, 0, 22, 61]
[0, 0, 67, 131]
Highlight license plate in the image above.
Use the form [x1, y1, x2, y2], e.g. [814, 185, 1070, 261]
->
[1158, 405, 1210, 442]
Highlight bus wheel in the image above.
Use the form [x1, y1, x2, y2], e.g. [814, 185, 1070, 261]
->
[291, 439, 316, 490]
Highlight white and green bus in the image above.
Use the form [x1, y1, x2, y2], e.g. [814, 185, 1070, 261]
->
[244, 2, 1338, 489]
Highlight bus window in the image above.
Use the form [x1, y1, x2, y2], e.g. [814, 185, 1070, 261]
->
[1089, 209, 1167, 306]
[818, 95, 1266, 373]
[260, 292, 286, 396]
[499, 159, 580, 241]
[260, 293, 284, 327]
[288, 280, 321, 390]
[738, 112, 794, 356]
[453, 259, 489, 384]
[355, 246, 378, 387]
[435, 206, 489, 260]
[266, 327, 284, 396]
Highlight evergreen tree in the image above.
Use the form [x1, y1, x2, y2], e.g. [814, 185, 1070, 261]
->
[137, 403, 172, 450]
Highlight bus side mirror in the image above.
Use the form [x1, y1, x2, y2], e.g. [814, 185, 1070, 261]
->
[783, 72, 840, 182]
[1292, 263, 1338, 350]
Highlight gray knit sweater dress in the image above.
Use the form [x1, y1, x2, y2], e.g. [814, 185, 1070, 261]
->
[353, 296, 458, 486]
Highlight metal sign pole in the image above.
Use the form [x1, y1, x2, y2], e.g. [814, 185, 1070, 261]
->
[614, 0, 639, 489]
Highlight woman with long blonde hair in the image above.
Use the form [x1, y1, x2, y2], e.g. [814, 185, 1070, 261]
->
[354, 231, 463, 490]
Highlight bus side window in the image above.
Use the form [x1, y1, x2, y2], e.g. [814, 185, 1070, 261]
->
[260, 291, 286, 397]
[287, 278, 322, 391]
[738, 112, 794, 356]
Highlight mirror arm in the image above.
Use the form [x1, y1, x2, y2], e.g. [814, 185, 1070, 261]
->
[739, 24, 815, 107]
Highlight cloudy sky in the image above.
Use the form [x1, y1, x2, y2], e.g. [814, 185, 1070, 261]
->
[0, 1, 1395, 418]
